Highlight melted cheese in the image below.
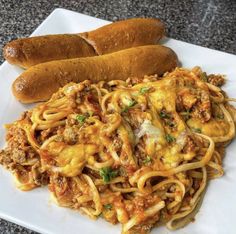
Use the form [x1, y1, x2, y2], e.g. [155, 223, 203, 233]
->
[133, 79, 191, 163]
[135, 119, 165, 156]
[117, 124, 136, 165]
[148, 79, 177, 112]
[134, 80, 197, 167]
[36, 72, 227, 177]
[136, 119, 162, 139]
[47, 142, 99, 177]
[161, 146, 184, 168]
[160, 145, 196, 168]
[187, 118, 229, 137]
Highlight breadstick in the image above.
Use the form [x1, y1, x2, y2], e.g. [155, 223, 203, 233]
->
[4, 18, 165, 68]
[12, 45, 177, 103]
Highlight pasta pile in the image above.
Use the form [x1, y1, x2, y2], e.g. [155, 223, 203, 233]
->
[0, 67, 235, 234]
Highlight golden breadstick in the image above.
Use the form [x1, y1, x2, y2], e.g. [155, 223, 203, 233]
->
[4, 18, 165, 68]
[12, 45, 178, 103]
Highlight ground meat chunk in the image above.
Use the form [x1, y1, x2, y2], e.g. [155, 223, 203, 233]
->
[0, 149, 13, 167]
[63, 126, 78, 144]
[177, 89, 197, 111]
[207, 74, 225, 87]
[0, 126, 35, 168]
[5, 126, 39, 163]
[192, 90, 211, 122]
[182, 136, 197, 153]
[126, 76, 145, 85]
[176, 95, 185, 112]
[134, 145, 147, 166]
[12, 148, 26, 164]
[112, 136, 123, 152]
[0, 125, 48, 187]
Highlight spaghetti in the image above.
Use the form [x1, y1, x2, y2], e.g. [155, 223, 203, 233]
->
[0, 67, 235, 234]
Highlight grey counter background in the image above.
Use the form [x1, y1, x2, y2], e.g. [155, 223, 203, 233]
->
[0, 0, 235, 233]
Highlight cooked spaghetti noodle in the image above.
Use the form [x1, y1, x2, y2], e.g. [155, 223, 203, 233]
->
[0, 67, 235, 234]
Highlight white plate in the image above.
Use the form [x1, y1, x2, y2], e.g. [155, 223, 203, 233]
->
[0, 8, 236, 234]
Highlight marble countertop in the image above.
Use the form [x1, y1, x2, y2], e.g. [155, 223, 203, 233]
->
[0, 0, 235, 233]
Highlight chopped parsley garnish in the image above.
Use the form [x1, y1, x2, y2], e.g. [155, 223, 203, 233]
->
[165, 134, 176, 143]
[122, 107, 129, 113]
[192, 128, 202, 133]
[216, 114, 224, 119]
[181, 110, 191, 116]
[128, 100, 137, 107]
[159, 111, 170, 119]
[122, 99, 137, 112]
[104, 204, 112, 210]
[139, 87, 150, 94]
[180, 110, 191, 120]
[167, 121, 175, 128]
[76, 114, 86, 123]
[143, 156, 152, 165]
[99, 167, 118, 183]
[159, 111, 175, 127]
[200, 72, 208, 82]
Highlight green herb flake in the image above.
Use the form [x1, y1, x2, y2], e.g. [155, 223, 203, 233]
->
[180, 110, 191, 120]
[143, 156, 152, 165]
[99, 167, 118, 183]
[216, 114, 224, 119]
[181, 110, 191, 116]
[165, 134, 176, 143]
[200, 72, 208, 82]
[76, 114, 86, 123]
[104, 204, 112, 210]
[122, 100, 137, 112]
[159, 111, 170, 119]
[128, 100, 137, 107]
[192, 128, 202, 133]
[139, 87, 150, 94]
[167, 121, 175, 128]
[122, 107, 129, 113]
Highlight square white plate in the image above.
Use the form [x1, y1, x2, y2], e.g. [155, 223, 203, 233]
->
[0, 8, 236, 234]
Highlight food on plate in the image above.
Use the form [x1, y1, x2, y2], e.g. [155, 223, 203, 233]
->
[4, 35, 96, 69]
[0, 67, 235, 234]
[4, 18, 165, 68]
[12, 45, 178, 103]
[79, 18, 164, 55]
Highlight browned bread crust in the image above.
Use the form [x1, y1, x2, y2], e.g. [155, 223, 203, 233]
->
[12, 45, 178, 103]
[3, 34, 96, 68]
[79, 18, 165, 55]
[4, 18, 165, 68]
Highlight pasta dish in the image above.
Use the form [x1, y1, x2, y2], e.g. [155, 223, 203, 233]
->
[0, 67, 235, 233]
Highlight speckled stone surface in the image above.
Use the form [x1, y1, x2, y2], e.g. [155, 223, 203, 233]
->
[0, 0, 235, 233]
